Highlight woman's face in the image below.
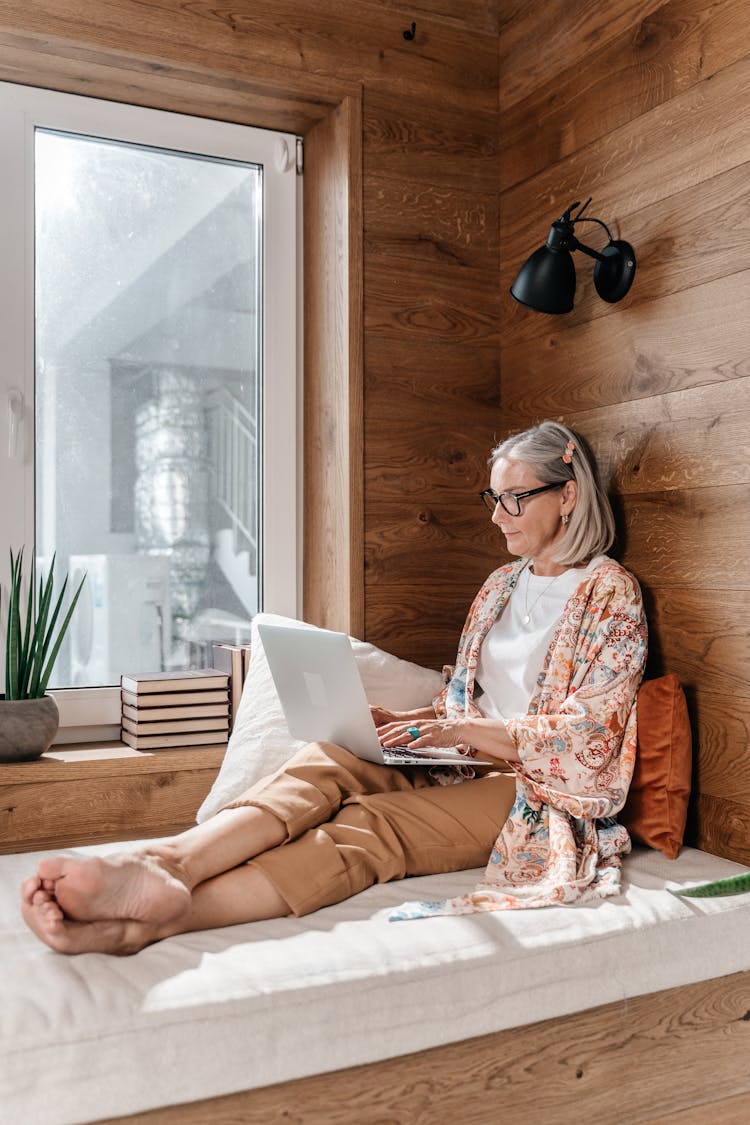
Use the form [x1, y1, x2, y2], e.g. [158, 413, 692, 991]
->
[488, 457, 576, 574]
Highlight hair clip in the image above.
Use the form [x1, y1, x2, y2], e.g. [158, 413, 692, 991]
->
[562, 441, 575, 464]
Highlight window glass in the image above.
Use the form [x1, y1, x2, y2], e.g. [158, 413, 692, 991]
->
[0, 82, 299, 712]
[36, 131, 262, 686]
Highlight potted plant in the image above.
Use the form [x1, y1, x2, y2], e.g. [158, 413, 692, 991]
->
[0, 548, 85, 761]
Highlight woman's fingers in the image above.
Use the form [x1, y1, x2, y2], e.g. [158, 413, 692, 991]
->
[378, 720, 455, 749]
[378, 721, 421, 747]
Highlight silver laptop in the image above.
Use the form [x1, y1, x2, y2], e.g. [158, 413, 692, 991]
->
[256, 623, 491, 767]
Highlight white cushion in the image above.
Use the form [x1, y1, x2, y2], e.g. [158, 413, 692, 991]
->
[4, 844, 750, 1124]
[196, 613, 444, 821]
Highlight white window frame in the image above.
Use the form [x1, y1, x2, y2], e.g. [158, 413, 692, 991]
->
[0, 82, 301, 741]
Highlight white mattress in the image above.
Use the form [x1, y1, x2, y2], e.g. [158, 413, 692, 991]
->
[2, 843, 749, 1125]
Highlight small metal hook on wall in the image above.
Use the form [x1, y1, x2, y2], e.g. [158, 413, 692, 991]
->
[403, 22, 416, 41]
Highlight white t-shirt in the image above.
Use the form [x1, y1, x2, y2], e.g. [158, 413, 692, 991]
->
[474, 556, 606, 721]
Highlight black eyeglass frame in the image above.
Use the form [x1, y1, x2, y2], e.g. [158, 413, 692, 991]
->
[479, 481, 565, 516]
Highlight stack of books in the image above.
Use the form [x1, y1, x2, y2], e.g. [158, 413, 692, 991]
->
[120, 669, 230, 750]
[211, 643, 252, 731]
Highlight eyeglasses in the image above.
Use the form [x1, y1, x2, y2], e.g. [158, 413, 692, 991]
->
[479, 482, 565, 517]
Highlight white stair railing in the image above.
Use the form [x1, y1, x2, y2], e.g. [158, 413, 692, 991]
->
[208, 389, 258, 570]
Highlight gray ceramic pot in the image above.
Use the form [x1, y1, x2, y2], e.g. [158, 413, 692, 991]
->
[0, 695, 60, 762]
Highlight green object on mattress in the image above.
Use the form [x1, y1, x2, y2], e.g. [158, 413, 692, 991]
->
[671, 872, 750, 898]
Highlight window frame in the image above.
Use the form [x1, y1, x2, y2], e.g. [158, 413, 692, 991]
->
[0, 81, 301, 741]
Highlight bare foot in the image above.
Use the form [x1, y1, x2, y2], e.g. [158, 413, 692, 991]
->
[20, 885, 159, 955]
[31, 852, 191, 926]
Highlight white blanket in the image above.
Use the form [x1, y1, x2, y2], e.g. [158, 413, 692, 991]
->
[2, 843, 749, 1125]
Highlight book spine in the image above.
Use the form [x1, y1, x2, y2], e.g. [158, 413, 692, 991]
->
[121, 672, 228, 694]
[121, 729, 229, 750]
[122, 702, 229, 722]
[211, 644, 246, 732]
[121, 715, 229, 735]
[121, 690, 229, 708]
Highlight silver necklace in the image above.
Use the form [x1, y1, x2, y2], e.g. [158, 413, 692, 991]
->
[522, 567, 563, 625]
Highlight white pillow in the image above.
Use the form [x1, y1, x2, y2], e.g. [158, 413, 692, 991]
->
[196, 613, 444, 821]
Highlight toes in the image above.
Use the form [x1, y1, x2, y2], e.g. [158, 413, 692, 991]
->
[42, 878, 57, 893]
[41, 921, 75, 954]
[37, 857, 70, 882]
[32, 888, 53, 906]
[21, 875, 42, 903]
[23, 897, 149, 955]
[39, 900, 64, 923]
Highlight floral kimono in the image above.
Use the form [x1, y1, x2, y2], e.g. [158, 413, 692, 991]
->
[391, 556, 648, 920]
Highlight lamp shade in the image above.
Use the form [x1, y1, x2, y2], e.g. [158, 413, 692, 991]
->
[510, 244, 576, 314]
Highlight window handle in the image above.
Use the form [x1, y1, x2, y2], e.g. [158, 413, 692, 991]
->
[7, 388, 23, 459]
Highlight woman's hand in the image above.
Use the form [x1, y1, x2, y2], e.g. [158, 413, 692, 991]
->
[377, 717, 464, 751]
[378, 713, 522, 764]
[371, 706, 520, 764]
[369, 704, 434, 728]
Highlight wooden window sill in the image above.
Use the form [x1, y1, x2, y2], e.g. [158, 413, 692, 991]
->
[0, 741, 226, 854]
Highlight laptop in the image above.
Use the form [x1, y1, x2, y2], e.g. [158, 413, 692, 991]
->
[256, 622, 492, 767]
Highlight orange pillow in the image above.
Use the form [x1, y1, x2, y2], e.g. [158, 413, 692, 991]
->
[620, 674, 692, 860]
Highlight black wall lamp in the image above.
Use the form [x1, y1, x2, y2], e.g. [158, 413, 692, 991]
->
[510, 198, 636, 314]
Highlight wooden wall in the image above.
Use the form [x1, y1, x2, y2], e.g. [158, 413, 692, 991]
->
[3, 1, 746, 864]
[0, 1, 502, 671]
[498, 0, 750, 863]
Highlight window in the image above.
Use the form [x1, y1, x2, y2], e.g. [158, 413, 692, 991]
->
[0, 82, 300, 739]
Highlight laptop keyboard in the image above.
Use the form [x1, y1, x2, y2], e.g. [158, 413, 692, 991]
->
[381, 745, 464, 764]
[382, 745, 423, 762]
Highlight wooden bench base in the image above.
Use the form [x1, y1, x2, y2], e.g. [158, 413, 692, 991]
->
[98, 969, 750, 1124]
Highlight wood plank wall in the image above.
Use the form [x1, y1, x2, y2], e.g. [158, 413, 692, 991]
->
[498, 0, 750, 863]
[5, 1, 745, 864]
[0, 0, 502, 671]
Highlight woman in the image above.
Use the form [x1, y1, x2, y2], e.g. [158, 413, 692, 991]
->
[21, 421, 646, 953]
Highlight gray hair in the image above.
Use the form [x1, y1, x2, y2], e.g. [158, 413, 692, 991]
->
[490, 420, 615, 566]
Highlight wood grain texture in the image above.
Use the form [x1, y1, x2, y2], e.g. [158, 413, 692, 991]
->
[685, 693, 750, 805]
[95, 970, 750, 1125]
[364, 336, 501, 413]
[500, 0, 748, 191]
[366, 419, 496, 496]
[364, 89, 500, 193]
[687, 793, 750, 864]
[0, 29, 353, 134]
[570, 377, 750, 494]
[498, 0, 665, 110]
[363, 579, 494, 666]
[640, 1089, 750, 1125]
[617, 486, 750, 590]
[0, 0, 500, 710]
[0, 745, 223, 852]
[303, 95, 365, 635]
[502, 270, 750, 418]
[502, 160, 750, 348]
[0, 743, 226, 781]
[0, 8, 741, 1123]
[0, 1, 498, 113]
[365, 501, 503, 583]
[365, 174, 499, 271]
[366, 259, 499, 345]
[500, 0, 750, 876]
[0, 0, 500, 687]
[374, 0, 499, 34]
[640, 589, 750, 697]
[500, 56, 750, 277]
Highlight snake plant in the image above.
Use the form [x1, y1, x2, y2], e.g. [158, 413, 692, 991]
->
[2, 547, 86, 700]
[671, 872, 750, 898]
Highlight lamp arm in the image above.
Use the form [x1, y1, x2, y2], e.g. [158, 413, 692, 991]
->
[572, 215, 615, 241]
[568, 235, 607, 264]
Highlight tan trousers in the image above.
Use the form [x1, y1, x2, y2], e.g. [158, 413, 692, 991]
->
[224, 742, 516, 917]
